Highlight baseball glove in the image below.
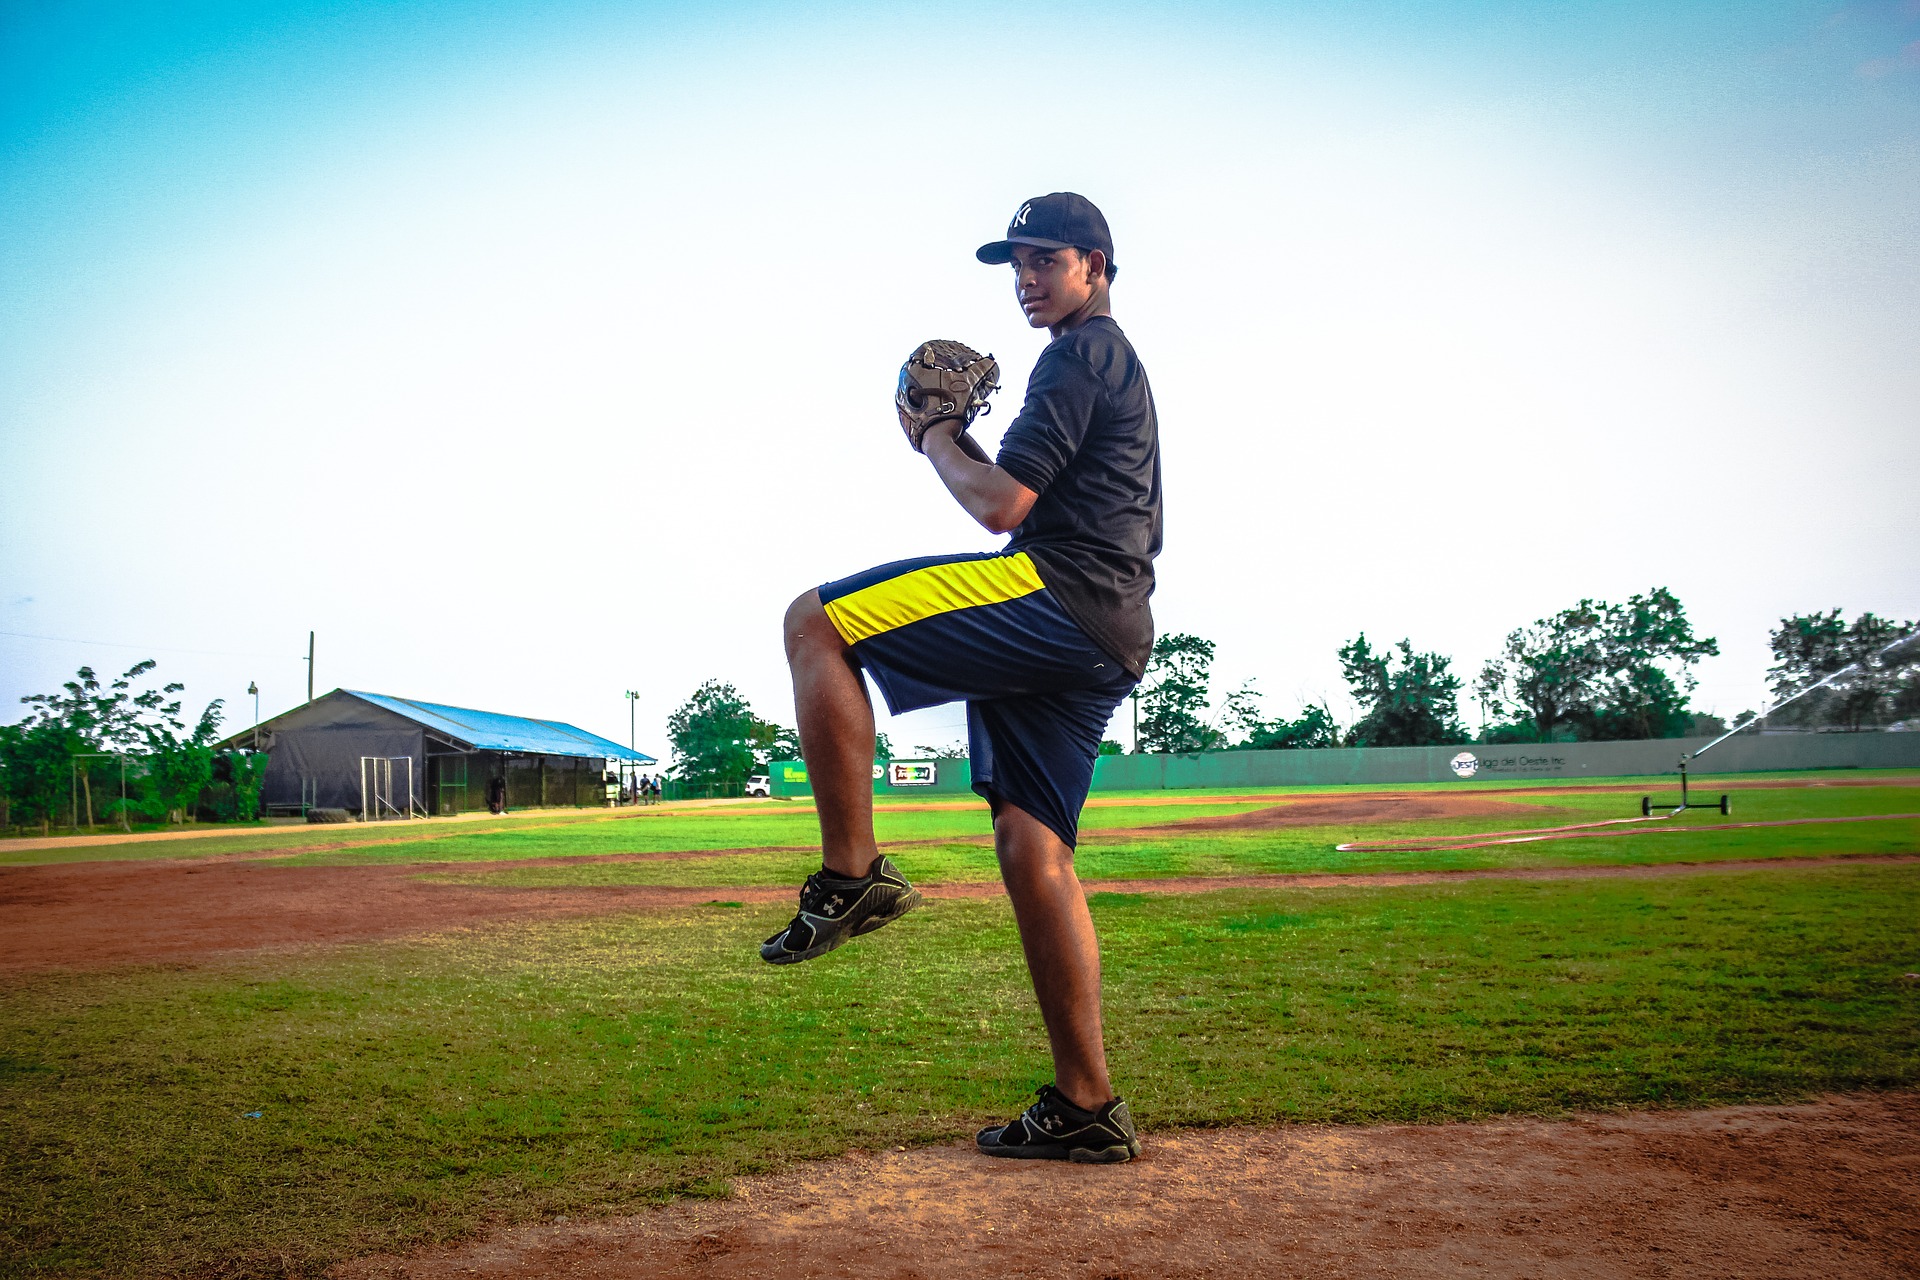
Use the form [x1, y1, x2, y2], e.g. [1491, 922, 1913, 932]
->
[895, 339, 1001, 452]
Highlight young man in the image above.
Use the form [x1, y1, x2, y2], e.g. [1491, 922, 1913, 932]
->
[769, 192, 1162, 1164]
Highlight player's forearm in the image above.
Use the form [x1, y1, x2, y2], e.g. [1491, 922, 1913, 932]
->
[924, 429, 1038, 534]
[951, 430, 993, 465]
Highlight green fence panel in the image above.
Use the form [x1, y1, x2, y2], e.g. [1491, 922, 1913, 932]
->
[1089, 732, 1920, 789]
[772, 733, 1918, 801]
[769, 758, 976, 799]
[769, 761, 813, 798]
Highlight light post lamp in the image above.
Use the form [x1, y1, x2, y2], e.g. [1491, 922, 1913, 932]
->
[624, 690, 640, 805]
[248, 682, 260, 750]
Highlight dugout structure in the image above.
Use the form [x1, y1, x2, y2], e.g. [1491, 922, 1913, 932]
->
[215, 689, 655, 817]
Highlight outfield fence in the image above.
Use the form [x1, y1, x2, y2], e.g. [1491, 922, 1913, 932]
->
[663, 779, 747, 801]
[767, 730, 1920, 799]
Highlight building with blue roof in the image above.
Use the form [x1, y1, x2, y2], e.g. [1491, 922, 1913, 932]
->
[219, 689, 656, 817]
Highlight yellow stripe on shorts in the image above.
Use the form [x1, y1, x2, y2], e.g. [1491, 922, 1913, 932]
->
[824, 553, 1046, 645]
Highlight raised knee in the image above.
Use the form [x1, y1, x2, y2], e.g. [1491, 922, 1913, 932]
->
[784, 590, 839, 657]
[784, 589, 823, 633]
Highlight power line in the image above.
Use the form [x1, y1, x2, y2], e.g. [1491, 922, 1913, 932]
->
[0, 629, 299, 661]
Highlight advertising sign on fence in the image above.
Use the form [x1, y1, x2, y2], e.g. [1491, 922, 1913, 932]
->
[888, 761, 937, 787]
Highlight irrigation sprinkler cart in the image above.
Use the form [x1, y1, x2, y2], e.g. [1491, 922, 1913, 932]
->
[1640, 756, 1729, 818]
[1637, 628, 1918, 819]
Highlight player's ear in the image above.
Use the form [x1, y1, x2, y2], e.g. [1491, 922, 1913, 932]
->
[1084, 248, 1107, 286]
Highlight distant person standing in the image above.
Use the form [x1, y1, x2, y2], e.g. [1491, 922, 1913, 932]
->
[486, 774, 507, 815]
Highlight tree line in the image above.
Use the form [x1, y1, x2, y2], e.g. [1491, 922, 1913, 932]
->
[1132, 590, 1918, 754]
[647, 592, 1920, 784]
[1, 662, 264, 833]
[1764, 609, 1920, 732]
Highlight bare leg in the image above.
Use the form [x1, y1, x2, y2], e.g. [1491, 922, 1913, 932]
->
[995, 802, 1115, 1110]
[784, 590, 879, 877]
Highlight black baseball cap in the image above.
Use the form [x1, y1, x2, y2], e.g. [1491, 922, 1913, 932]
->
[976, 192, 1116, 274]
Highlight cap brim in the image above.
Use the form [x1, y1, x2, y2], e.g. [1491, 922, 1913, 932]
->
[975, 234, 1074, 264]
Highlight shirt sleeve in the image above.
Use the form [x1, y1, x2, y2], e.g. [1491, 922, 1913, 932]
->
[994, 344, 1104, 496]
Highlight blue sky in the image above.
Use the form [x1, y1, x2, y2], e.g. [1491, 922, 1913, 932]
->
[3, 0, 1916, 754]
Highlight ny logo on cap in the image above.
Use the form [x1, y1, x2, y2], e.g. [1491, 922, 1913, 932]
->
[1011, 202, 1032, 228]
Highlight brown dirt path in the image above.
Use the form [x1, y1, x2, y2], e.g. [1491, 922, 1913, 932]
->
[333, 1090, 1920, 1279]
[4, 853, 1917, 976]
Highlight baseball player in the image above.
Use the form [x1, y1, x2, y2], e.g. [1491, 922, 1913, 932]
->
[767, 193, 1162, 1163]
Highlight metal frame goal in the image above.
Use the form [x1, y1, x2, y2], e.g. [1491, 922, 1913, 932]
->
[359, 756, 420, 821]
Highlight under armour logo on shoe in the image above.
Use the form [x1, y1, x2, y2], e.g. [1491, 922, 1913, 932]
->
[823, 895, 845, 916]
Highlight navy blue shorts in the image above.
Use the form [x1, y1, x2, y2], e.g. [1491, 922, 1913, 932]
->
[818, 551, 1136, 847]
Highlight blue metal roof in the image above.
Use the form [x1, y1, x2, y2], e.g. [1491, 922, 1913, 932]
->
[345, 691, 656, 763]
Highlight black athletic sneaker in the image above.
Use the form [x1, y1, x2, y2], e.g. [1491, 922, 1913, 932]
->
[759, 855, 923, 965]
[976, 1084, 1141, 1163]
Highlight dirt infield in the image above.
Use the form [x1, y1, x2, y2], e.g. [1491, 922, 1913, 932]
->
[1086, 791, 1541, 839]
[5, 851, 1917, 975]
[333, 1090, 1920, 1278]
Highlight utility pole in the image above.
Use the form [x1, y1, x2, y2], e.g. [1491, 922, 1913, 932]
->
[625, 690, 639, 752]
[248, 682, 260, 750]
[305, 631, 315, 703]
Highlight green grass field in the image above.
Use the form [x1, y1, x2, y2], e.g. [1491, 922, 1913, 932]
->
[5, 766, 1914, 868]
[405, 784, 1920, 889]
[2, 772, 1916, 1278]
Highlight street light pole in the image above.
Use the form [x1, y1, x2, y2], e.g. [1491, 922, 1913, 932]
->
[624, 690, 640, 808]
[248, 682, 259, 751]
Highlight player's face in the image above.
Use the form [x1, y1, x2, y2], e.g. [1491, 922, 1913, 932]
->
[1009, 244, 1100, 330]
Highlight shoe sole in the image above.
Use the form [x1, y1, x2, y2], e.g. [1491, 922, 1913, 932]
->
[853, 887, 923, 936]
[761, 887, 923, 965]
[977, 1140, 1140, 1164]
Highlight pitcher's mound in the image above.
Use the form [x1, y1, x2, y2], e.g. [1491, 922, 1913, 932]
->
[335, 1091, 1918, 1278]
